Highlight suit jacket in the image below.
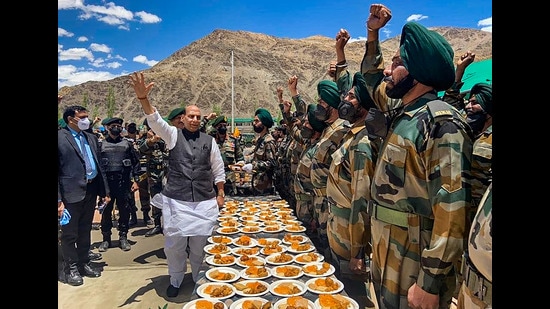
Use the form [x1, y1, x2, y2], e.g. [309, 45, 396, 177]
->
[58, 127, 109, 204]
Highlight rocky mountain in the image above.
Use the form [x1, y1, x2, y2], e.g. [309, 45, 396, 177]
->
[57, 27, 492, 124]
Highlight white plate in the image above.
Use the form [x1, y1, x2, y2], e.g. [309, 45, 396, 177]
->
[271, 265, 304, 279]
[216, 227, 240, 235]
[294, 252, 324, 265]
[205, 254, 237, 267]
[204, 243, 232, 255]
[286, 243, 315, 254]
[205, 267, 241, 283]
[269, 279, 307, 297]
[314, 295, 359, 309]
[239, 266, 272, 280]
[256, 237, 281, 247]
[232, 236, 258, 248]
[258, 214, 278, 221]
[239, 226, 263, 234]
[284, 225, 307, 233]
[217, 215, 238, 222]
[262, 225, 284, 233]
[277, 214, 298, 221]
[232, 279, 270, 297]
[281, 234, 309, 245]
[219, 220, 242, 228]
[208, 235, 234, 245]
[196, 282, 236, 300]
[305, 276, 344, 294]
[241, 220, 263, 227]
[236, 255, 266, 268]
[229, 297, 270, 309]
[183, 298, 228, 309]
[273, 297, 315, 309]
[239, 215, 259, 221]
[219, 210, 239, 216]
[302, 262, 336, 277]
[279, 219, 301, 226]
[265, 252, 295, 265]
[232, 246, 261, 257]
[260, 245, 287, 256]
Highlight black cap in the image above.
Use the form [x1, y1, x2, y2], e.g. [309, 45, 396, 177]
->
[104, 117, 123, 125]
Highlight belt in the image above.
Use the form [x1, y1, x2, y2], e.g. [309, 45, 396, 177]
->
[371, 203, 433, 230]
[87, 178, 95, 184]
[312, 187, 326, 196]
[462, 256, 492, 305]
[328, 201, 351, 219]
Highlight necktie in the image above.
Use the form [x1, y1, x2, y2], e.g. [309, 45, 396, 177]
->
[78, 133, 93, 175]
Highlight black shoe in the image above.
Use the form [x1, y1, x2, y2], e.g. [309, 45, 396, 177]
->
[98, 241, 111, 252]
[145, 225, 162, 237]
[91, 223, 100, 230]
[88, 250, 102, 261]
[120, 238, 131, 251]
[166, 284, 180, 297]
[66, 265, 83, 286]
[129, 218, 138, 227]
[78, 263, 101, 278]
[143, 215, 153, 226]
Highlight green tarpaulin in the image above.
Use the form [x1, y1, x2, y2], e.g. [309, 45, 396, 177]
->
[438, 58, 492, 96]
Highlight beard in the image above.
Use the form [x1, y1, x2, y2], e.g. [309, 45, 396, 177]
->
[253, 124, 265, 133]
[385, 74, 416, 99]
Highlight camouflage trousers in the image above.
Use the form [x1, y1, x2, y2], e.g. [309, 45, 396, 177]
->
[370, 218, 456, 309]
[312, 195, 329, 258]
[294, 193, 317, 245]
[456, 282, 491, 309]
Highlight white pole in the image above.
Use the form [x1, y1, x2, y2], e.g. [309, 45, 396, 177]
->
[231, 50, 235, 134]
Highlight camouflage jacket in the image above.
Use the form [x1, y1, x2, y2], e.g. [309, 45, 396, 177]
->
[470, 125, 492, 206]
[466, 182, 492, 282]
[252, 132, 277, 174]
[214, 134, 244, 169]
[137, 135, 168, 183]
[294, 137, 320, 196]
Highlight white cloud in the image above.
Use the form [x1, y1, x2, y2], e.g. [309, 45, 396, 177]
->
[77, 36, 88, 42]
[135, 11, 162, 23]
[90, 43, 112, 53]
[406, 14, 428, 22]
[58, 64, 122, 89]
[478, 17, 492, 33]
[59, 48, 94, 61]
[58, 27, 74, 37]
[58, 0, 84, 10]
[133, 55, 159, 67]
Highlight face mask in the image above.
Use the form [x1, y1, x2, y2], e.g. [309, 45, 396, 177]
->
[314, 104, 331, 122]
[300, 127, 314, 139]
[253, 124, 264, 133]
[466, 112, 487, 136]
[338, 100, 358, 122]
[217, 126, 228, 135]
[109, 126, 122, 136]
[76, 117, 90, 130]
[385, 74, 416, 99]
[365, 108, 389, 139]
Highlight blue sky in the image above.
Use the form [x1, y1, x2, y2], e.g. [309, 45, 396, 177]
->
[58, 0, 492, 90]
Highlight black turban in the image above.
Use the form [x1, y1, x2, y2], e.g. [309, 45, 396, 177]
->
[399, 21, 455, 91]
[255, 108, 274, 128]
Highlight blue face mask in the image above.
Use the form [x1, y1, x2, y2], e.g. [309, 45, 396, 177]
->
[59, 208, 71, 226]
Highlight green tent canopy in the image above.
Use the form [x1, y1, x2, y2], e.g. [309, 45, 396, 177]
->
[438, 58, 492, 97]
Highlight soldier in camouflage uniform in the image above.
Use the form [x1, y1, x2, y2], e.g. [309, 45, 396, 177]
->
[456, 183, 492, 309]
[243, 108, 277, 195]
[138, 119, 168, 237]
[208, 115, 244, 195]
[363, 11, 474, 308]
[293, 103, 326, 247]
[326, 72, 378, 309]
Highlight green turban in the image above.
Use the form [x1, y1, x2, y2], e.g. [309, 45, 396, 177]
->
[352, 72, 375, 109]
[317, 80, 340, 108]
[58, 118, 66, 128]
[255, 108, 274, 128]
[466, 83, 492, 115]
[167, 107, 185, 121]
[211, 115, 227, 127]
[307, 103, 328, 133]
[101, 117, 111, 125]
[399, 21, 455, 91]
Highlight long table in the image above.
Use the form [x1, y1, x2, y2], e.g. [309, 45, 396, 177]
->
[190, 197, 352, 308]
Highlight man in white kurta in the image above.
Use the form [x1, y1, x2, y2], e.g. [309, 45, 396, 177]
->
[129, 72, 226, 297]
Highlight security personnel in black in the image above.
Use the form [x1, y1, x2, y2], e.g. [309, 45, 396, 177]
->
[98, 117, 141, 252]
[138, 119, 168, 236]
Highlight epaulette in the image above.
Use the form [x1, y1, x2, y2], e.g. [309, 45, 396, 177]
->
[427, 99, 474, 139]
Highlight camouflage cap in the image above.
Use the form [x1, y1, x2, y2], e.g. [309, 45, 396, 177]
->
[167, 107, 185, 121]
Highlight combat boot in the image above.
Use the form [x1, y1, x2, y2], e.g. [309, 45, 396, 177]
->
[129, 211, 138, 227]
[119, 233, 131, 251]
[65, 262, 83, 286]
[98, 234, 111, 252]
[143, 213, 153, 226]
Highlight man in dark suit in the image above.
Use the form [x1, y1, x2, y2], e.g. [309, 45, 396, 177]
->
[58, 105, 110, 286]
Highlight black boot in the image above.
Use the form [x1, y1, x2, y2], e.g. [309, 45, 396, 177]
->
[65, 263, 83, 286]
[78, 262, 101, 277]
[143, 212, 153, 226]
[98, 234, 111, 252]
[129, 211, 138, 227]
[119, 233, 131, 251]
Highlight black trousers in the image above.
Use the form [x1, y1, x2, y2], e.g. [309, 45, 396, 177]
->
[101, 175, 132, 237]
[60, 179, 99, 266]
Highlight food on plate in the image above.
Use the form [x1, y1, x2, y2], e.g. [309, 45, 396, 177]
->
[242, 221, 260, 226]
[233, 281, 268, 294]
[212, 254, 235, 265]
[203, 284, 234, 297]
[262, 243, 284, 255]
[234, 235, 253, 246]
[295, 252, 321, 263]
[303, 262, 331, 275]
[307, 277, 340, 292]
[195, 299, 225, 309]
[276, 296, 309, 309]
[318, 294, 351, 309]
[234, 247, 260, 256]
[263, 225, 282, 232]
[211, 236, 232, 244]
[244, 265, 269, 278]
[241, 299, 270, 309]
[219, 227, 239, 233]
[241, 226, 260, 233]
[267, 252, 293, 264]
[283, 234, 305, 243]
[220, 220, 240, 227]
[258, 238, 280, 246]
[208, 244, 231, 254]
[239, 255, 265, 266]
[208, 269, 236, 281]
[272, 282, 302, 295]
[290, 242, 311, 252]
[274, 265, 301, 277]
[285, 224, 304, 232]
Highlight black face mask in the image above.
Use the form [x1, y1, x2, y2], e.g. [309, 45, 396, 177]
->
[253, 124, 264, 133]
[300, 127, 314, 139]
[217, 126, 228, 135]
[109, 127, 122, 136]
[314, 104, 331, 122]
[385, 74, 416, 99]
[466, 112, 487, 136]
[338, 100, 359, 122]
[365, 108, 389, 139]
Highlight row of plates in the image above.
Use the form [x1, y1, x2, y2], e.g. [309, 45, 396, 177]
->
[205, 262, 335, 281]
[208, 235, 309, 247]
[205, 251, 326, 267]
[204, 243, 316, 256]
[216, 225, 306, 235]
[185, 294, 358, 309]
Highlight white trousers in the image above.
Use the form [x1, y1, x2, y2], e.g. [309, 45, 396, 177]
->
[164, 234, 208, 288]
